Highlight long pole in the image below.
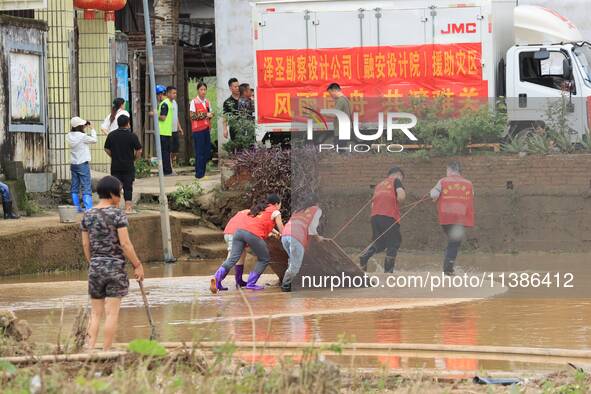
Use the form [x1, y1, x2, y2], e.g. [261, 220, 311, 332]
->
[142, 0, 175, 263]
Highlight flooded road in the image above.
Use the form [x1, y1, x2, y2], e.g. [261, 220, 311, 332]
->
[1, 253, 590, 372]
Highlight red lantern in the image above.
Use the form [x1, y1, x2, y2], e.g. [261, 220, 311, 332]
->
[73, 0, 127, 21]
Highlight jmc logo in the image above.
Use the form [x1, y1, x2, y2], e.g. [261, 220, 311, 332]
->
[441, 22, 478, 35]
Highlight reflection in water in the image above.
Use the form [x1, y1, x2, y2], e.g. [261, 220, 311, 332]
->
[440, 305, 479, 373]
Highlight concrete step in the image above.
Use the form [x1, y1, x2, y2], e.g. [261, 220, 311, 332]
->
[170, 211, 202, 226]
[182, 226, 225, 246]
[186, 242, 228, 259]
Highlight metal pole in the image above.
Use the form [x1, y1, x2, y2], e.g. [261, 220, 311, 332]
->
[142, 0, 175, 263]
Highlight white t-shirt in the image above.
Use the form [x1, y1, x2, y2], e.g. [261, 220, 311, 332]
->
[67, 129, 97, 164]
[101, 109, 130, 133]
[171, 100, 179, 132]
[189, 97, 209, 113]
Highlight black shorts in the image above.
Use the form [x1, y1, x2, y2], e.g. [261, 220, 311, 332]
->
[171, 132, 180, 153]
[88, 259, 129, 299]
[112, 172, 134, 202]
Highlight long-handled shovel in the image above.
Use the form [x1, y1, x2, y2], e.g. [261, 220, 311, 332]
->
[138, 281, 158, 340]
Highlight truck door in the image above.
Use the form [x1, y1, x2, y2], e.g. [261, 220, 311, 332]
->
[377, 8, 428, 45]
[259, 10, 313, 50]
[510, 48, 582, 142]
[431, 6, 482, 44]
[314, 10, 370, 48]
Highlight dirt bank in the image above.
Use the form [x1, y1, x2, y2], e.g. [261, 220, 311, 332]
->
[0, 212, 183, 276]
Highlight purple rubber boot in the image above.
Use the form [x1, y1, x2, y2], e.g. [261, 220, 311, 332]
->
[210, 266, 229, 294]
[235, 265, 247, 287]
[245, 272, 265, 291]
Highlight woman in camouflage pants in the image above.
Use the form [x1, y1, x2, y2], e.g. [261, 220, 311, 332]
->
[81, 176, 144, 351]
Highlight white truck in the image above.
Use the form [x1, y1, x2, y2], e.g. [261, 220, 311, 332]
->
[251, 0, 591, 143]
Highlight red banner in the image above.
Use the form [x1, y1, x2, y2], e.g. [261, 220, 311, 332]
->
[256, 43, 488, 124]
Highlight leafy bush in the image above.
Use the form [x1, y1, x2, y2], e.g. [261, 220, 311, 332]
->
[393, 98, 507, 156]
[135, 159, 155, 179]
[168, 182, 203, 210]
[128, 339, 167, 357]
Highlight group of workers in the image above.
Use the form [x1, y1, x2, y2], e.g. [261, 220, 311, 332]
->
[360, 161, 474, 276]
[209, 160, 474, 294]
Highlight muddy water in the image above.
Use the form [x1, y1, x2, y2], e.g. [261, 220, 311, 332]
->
[1, 254, 591, 372]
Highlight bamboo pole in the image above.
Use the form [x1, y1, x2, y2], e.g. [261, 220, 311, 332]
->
[4, 342, 591, 366]
[2, 351, 127, 365]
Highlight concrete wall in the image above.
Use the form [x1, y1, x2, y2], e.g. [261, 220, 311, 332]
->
[0, 213, 183, 276]
[35, 5, 116, 179]
[317, 153, 591, 253]
[214, 0, 255, 154]
[77, 14, 116, 175]
[0, 15, 48, 174]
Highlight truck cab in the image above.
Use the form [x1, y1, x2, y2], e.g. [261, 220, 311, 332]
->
[505, 6, 591, 143]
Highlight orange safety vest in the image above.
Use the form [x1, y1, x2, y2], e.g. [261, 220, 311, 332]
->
[370, 176, 401, 221]
[224, 209, 249, 235]
[283, 206, 320, 249]
[437, 175, 474, 227]
[235, 205, 278, 239]
[191, 97, 210, 132]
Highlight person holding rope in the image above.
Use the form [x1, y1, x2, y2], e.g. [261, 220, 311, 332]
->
[359, 166, 406, 273]
[222, 208, 250, 287]
[281, 193, 326, 292]
[430, 161, 474, 276]
[210, 194, 284, 293]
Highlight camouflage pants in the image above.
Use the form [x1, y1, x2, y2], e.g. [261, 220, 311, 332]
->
[88, 258, 129, 299]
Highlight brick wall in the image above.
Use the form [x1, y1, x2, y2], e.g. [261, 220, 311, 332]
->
[154, 0, 179, 47]
[318, 154, 591, 195]
[316, 153, 591, 253]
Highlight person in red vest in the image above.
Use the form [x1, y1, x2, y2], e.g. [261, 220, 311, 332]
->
[190, 81, 214, 179]
[430, 161, 474, 276]
[359, 166, 406, 273]
[281, 193, 326, 292]
[210, 194, 284, 293]
[223, 209, 250, 287]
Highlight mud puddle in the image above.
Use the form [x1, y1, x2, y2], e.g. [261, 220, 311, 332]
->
[1, 253, 590, 372]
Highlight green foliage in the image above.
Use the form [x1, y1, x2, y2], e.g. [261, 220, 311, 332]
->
[394, 98, 507, 156]
[0, 360, 16, 375]
[127, 339, 167, 357]
[23, 193, 42, 217]
[501, 134, 529, 154]
[75, 375, 111, 392]
[135, 158, 155, 179]
[504, 95, 578, 156]
[168, 182, 203, 210]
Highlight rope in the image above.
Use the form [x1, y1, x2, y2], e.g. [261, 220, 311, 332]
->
[357, 193, 431, 258]
[331, 196, 374, 240]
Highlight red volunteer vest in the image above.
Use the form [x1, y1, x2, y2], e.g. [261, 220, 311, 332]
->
[283, 206, 319, 249]
[224, 209, 249, 235]
[437, 175, 474, 227]
[235, 205, 277, 239]
[370, 176, 401, 221]
[191, 98, 210, 132]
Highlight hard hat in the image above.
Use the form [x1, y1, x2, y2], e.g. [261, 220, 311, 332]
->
[156, 85, 166, 95]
